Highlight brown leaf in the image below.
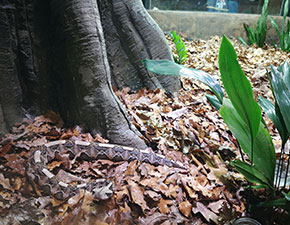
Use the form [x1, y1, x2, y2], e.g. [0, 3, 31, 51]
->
[140, 177, 169, 196]
[0, 173, 11, 189]
[192, 202, 219, 223]
[138, 212, 169, 225]
[13, 176, 23, 191]
[207, 200, 226, 213]
[168, 184, 178, 198]
[0, 141, 12, 156]
[115, 186, 129, 202]
[145, 190, 160, 202]
[4, 154, 26, 176]
[179, 200, 192, 217]
[158, 199, 173, 214]
[47, 160, 62, 171]
[128, 180, 147, 213]
[125, 161, 139, 176]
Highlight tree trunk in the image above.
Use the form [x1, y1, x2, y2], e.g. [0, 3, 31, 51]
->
[0, 0, 180, 147]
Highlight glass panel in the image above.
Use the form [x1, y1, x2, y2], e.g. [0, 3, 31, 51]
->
[142, 0, 284, 15]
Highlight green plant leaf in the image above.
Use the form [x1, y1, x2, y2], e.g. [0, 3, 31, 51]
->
[220, 98, 275, 186]
[241, 0, 268, 47]
[231, 160, 272, 188]
[251, 184, 270, 189]
[271, 17, 282, 42]
[282, 0, 289, 30]
[256, 197, 290, 210]
[283, 191, 290, 201]
[244, 24, 255, 45]
[270, 65, 290, 134]
[259, 95, 289, 147]
[205, 94, 222, 110]
[278, 61, 290, 89]
[143, 59, 224, 103]
[170, 30, 188, 64]
[271, 0, 290, 51]
[219, 36, 261, 140]
[238, 36, 249, 46]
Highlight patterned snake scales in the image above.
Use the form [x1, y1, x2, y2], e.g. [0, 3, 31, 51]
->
[26, 140, 185, 201]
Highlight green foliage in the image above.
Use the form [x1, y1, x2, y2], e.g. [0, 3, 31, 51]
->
[270, 63, 290, 136]
[219, 36, 262, 149]
[259, 61, 290, 189]
[271, 0, 290, 51]
[257, 191, 290, 211]
[220, 99, 275, 189]
[238, 0, 268, 47]
[142, 59, 224, 103]
[170, 30, 188, 64]
[143, 36, 276, 190]
[219, 36, 275, 189]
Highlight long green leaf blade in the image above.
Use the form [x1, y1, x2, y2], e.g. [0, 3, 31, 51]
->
[238, 36, 249, 46]
[219, 36, 261, 139]
[205, 94, 222, 110]
[278, 61, 290, 89]
[231, 160, 272, 188]
[143, 59, 224, 103]
[259, 95, 289, 147]
[220, 98, 275, 185]
[270, 65, 290, 134]
[271, 17, 282, 41]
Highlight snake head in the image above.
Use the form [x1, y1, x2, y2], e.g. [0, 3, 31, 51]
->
[91, 179, 114, 201]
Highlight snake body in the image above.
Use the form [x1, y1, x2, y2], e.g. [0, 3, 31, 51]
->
[26, 140, 184, 201]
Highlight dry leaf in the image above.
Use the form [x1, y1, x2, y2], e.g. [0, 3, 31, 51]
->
[179, 200, 192, 217]
[128, 180, 148, 213]
[158, 199, 173, 214]
[192, 202, 219, 223]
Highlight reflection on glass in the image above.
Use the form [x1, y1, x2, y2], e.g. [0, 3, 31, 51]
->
[142, 0, 283, 15]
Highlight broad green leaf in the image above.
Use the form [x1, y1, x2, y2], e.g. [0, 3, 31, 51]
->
[251, 184, 270, 189]
[220, 99, 275, 185]
[205, 94, 222, 110]
[259, 95, 289, 147]
[143, 59, 224, 103]
[231, 160, 272, 188]
[278, 61, 290, 89]
[270, 65, 290, 134]
[219, 36, 261, 140]
[256, 198, 290, 210]
[283, 191, 290, 201]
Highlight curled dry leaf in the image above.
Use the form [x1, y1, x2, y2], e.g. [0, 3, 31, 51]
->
[4, 154, 26, 176]
[128, 180, 148, 213]
[138, 212, 169, 225]
[140, 177, 169, 196]
[192, 202, 219, 223]
[145, 190, 161, 202]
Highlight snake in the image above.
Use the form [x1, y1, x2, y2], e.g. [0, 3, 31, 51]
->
[26, 140, 185, 201]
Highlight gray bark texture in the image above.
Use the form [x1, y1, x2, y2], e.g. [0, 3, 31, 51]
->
[0, 0, 180, 147]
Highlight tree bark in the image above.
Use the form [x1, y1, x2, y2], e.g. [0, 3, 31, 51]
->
[98, 0, 180, 93]
[0, 1, 23, 133]
[0, 0, 180, 147]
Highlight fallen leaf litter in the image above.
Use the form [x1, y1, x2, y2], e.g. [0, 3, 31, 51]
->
[0, 36, 288, 224]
